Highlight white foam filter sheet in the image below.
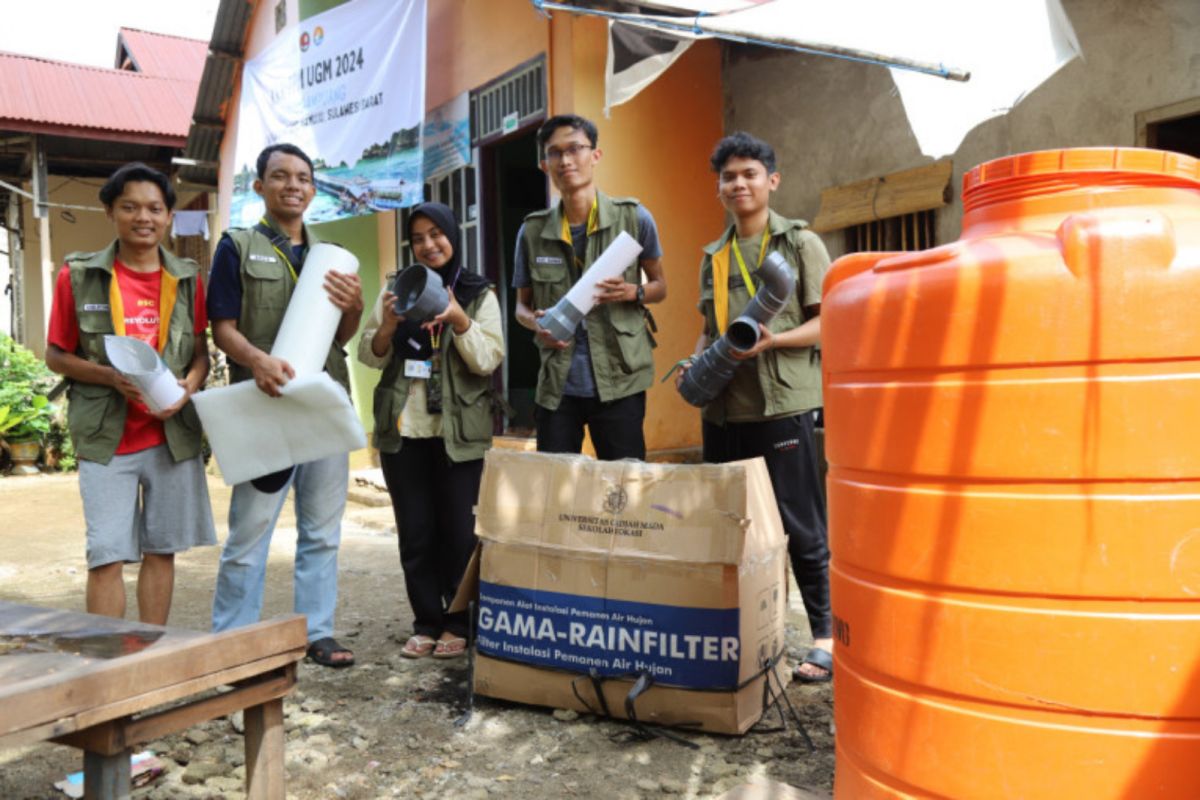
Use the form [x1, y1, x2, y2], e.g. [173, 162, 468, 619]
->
[271, 242, 360, 375]
[192, 374, 366, 486]
[103, 335, 186, 414]
[563, 230, 642, 315]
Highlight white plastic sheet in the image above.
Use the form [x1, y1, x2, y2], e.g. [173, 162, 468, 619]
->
[192, 374, 367, 486]
[271, 242, 360, 376]
[103, 335, 185, 414]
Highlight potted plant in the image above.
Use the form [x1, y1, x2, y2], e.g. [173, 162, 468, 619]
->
[0, 390, 51, 475]
[0, 334, 60, 475]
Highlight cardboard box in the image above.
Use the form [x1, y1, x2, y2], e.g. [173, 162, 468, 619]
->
[455, 450, 790, 734]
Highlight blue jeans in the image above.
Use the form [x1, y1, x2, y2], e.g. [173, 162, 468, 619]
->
[211, 454, 348, 642]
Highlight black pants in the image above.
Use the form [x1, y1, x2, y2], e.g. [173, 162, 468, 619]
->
[380, 439, 483, 638]
[535, 392, 646, 460]
[702, 412, 831, 639]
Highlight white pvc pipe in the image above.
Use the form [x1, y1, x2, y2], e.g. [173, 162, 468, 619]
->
[538, 231, 643, 341]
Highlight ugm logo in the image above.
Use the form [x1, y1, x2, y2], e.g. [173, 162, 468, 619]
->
[602, 485, 628, 515]
[300, 26, 325, 52]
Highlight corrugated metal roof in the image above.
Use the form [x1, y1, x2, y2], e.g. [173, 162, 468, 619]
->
[0, 52, 199, 144]
[180, 0, 254, 186]
[117, 28, 209, 80]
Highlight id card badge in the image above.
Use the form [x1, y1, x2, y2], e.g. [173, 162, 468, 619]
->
[404, 359, 433, 379]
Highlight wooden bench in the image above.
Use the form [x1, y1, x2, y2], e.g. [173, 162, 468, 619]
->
[0, 602, 307, 799]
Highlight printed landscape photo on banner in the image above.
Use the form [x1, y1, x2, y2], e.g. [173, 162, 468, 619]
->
[230, 0, 427, 225]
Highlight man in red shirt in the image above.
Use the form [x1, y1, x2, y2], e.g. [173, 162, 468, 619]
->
[45, 162, 215, 625]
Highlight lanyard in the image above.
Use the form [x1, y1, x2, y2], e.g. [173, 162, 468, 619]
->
[257, 217, 301, 282]
[728, 227, 770, 298]
[561, 194, 600, 244]
[109, 262, 178, 354]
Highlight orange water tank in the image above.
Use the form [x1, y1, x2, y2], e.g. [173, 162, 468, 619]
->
[821, 148, 1200, 799]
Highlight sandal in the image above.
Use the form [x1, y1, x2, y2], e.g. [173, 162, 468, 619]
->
[433, 636, 467, 659]
[306, 637, 355, 668]
[401, 635, 437, 659]
[794, 646, 833, 683]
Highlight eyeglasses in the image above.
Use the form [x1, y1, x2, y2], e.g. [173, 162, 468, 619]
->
[543, 144, 593, 163]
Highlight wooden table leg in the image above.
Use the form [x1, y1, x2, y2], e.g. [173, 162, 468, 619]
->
[83, 747, 131, 800]
[244, 697, 285, 800]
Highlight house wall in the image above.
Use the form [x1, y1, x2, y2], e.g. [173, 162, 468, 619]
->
[216, 0, 725, 456]
[721, 0, 1200, 259]
[557, 16, 725, 454]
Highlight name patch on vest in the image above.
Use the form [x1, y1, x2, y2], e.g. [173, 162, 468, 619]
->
[82, 303, 110, 312]
[535, 256, 564, 264]
[248, 254, 278, 263]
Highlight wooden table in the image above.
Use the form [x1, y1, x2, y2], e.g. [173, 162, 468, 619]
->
[0, 602, 307, 799]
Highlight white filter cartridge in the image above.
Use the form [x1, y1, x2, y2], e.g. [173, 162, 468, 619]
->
[271, 242, 361, 375]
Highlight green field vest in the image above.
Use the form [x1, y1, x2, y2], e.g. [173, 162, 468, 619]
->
[222, 224, 351, 393]
[371, 289, 495, 462]
[520, 192, 654, 410]
[64, 241, 203, 464]
[698, 211, 824, 424]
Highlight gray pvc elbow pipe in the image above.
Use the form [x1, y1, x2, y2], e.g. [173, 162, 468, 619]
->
[678, 251, 796, 408]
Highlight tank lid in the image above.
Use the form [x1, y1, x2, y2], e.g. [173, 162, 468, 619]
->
[964, 147, 1200, 193]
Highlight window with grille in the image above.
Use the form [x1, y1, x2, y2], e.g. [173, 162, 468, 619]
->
[470, 55, 546, 146]
[844, 209, 936, 254]
[395, 165, 480, 274]
[812, 160, 952, 255]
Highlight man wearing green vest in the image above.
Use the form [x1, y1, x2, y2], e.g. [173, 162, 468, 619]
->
[207, 143, 364, 668]
[45, 162, 215, 626]
[679, 132, 833, 682]
[513, 115, 666, 459]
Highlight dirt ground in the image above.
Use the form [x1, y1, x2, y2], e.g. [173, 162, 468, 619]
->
[0, 472, 834, 800]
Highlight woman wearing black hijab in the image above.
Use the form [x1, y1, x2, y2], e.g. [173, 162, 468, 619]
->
[357, 202, 504, 659]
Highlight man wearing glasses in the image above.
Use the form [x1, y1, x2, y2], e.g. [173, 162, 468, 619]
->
[513, 115, 667, 460]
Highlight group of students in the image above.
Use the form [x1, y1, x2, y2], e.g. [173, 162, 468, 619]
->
[46, 112, 833, 683]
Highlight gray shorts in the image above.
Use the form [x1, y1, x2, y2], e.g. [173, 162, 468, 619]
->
[78, 445, 217, 569]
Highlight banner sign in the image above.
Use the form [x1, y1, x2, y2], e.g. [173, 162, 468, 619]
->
[422, 92, 470, 180]
[476, 581, 742, 689]
[231, 0, 427, 227]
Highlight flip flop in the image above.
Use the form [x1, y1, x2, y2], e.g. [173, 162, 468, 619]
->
[433, 636, 467, 659]
[794, 646, 833, 683]
[306, 637, 355, 668]
[401, 635, 437, 659]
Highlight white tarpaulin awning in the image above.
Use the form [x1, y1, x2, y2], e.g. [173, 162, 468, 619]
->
[536, 0, 1081, 157]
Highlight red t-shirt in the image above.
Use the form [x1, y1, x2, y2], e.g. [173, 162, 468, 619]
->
[47, 259, 207, 455]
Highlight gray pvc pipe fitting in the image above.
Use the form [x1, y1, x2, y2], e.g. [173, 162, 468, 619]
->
[392, 265, 449, 322]
[678, 251, 797, 408]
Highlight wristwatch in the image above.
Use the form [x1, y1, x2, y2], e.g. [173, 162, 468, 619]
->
[635, 284, 645, 306]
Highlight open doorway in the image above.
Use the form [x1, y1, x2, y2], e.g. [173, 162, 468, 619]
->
[480, 127, 546, 435]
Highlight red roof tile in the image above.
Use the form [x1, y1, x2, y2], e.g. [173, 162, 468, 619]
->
[0, 51, 199, 144]
[117, 28, 208, 81]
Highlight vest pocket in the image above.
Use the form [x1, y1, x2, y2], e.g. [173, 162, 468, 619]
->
[77, 312, 114, 362]
[244, 258, 289, 312]
[610, 309, 654, 374]
[372, 382, 399, 444]
[66, 382, 115, 440]
[455, 383, 492, 442]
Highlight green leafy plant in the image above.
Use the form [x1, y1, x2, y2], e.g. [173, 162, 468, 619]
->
[0, 395, 51, 442]
[0, 334, 64, 468]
